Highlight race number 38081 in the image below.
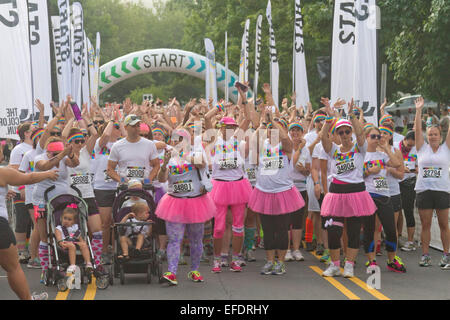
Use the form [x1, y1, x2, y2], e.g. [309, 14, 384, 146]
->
[0, 1, 19, 28]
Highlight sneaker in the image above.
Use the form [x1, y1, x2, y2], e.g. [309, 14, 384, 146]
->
[322, 263, 341, 277]
[343, 261, 354, 278]
[31, 292, 48, 300]
[292, 250, 305, 261]
[229, 261, 242, 272]
[401, 241, 416, 252]
[18, 250, 30, 264]
[419, 254, 431, 267]
[188, 271, 204, 282]
[162, 272, 178, 285]
[236, 255, 246, 267]
[320, 249, 330, 263]
[178, 254, 187, 265]
[272, 261, 286, 275]
[365, 259, 377, 267]
[261, 261, 275, 275]
[439, 254, 450, 268]
[211, 259, 222, 273]
[285, 250, 294, 262]
[387, 257, 406, 273]
[220, 255, 229, 267]
[27, 258, 41, 269]
[245, 250, 256, 262]
[441, 263, 450, 270]
[316, 243, 325, 256]
[305, 242, 315, 252]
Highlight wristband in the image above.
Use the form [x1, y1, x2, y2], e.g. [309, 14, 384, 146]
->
[216, 104, 224, 112]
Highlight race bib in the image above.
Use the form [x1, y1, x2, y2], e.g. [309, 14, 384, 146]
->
[103, 170, 113, 183]
[126, 166, 145, 179]
[219, 159, 238, 170]
[246, 168, 256, 181]
[70, 174, 90, 186]
[373, 177, 389, 192]
[173, 180, 194, 193]
[423, 167, 442, 179]
[262, 157, 284, 171]
[336, 159, 355, 175]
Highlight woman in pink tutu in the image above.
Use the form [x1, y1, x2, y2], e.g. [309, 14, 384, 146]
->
[156, 129, 215, 285]
[320, 100, 377, 278]
[248, 109, 305, 276]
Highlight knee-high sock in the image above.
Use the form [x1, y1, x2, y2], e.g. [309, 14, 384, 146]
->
[244, 227, 256, 251]
[187, 223, 204, 271]
[38, 241, 49, 271]
[305, 218, 313, 243]
[166, 222, 186, 274]
[91, 231, 103, 265]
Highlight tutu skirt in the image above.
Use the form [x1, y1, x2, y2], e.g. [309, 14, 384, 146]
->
[209, 178, 252, 206]
[320, 191, 376, 217]
[155, 193, 216, 224]
[248, 186, 305, 215]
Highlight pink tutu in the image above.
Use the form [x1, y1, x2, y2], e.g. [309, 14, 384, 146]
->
[209, 178, 253, 206]
[155, 194, 215, 224]
[248, 186, 305, 215]
[320, 191, 376, 217]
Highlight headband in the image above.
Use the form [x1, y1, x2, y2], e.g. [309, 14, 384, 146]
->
[288, 122, 304, 131]
[379, 126, 393, 136]
[329, 118, 339, 134]
[68, 133, 84, 143]
[47, 141, 64, 152]
[313, 114, 326, 123]
[58, 117, 65, 123]
[278, 118, 288, 128]
[379, 115, 393, 126]
[364, 123, 375, 131]
[152, 127, 166, 137]
[31, 129, 44, 142]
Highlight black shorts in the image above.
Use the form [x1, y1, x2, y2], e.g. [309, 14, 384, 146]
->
[154, 217, 167, 235]
[14, 197, 31, 234]
[84, 198, 100, 216]
[0, 217, 16, 249]
[94, 189, 116, 208]
[390, 194, 402, 212]
[416, 190, 450, 210]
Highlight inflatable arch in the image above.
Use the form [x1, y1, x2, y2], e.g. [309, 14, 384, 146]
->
[98, 48, 252, 103]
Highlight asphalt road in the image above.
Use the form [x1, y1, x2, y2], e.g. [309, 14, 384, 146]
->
[1, 239, 449, 301]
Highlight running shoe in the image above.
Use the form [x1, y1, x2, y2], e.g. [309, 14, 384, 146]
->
[229, 261, 242, 272]
[419, 254, 431, 267]
[439, 254, 450, 268]
[320, 249, 330, 263]
[343, 261, 354, 278]
[27, 258, 41, 269]
[441, 263, 450, 270]
[188, 271, 204, 282]
[236, 255, 246, 267]
[316, 243, 325, 256]
[220, 255, 229, 267]
[261, 261, 275, 275]
[162, 272, 178, 285]
[365, 259, 377, 267]
[245, 250, 256, 262]
[178, 254, 187, 265]
[272, 262, 286, 275]
[211, 259, 222, 273]
[284, 250, 294, 262]
[322, 263, 341, 277]
[401, 241, 416, 252]
[387, 257, 406, 273]
[31, 292, 48, 300]
[18, 250, 30, 264]
[292, 250, 305, 261]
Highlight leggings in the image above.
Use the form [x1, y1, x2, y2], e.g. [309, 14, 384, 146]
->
[368, 196, 398, 252]
[400, 179, 416, 228]
[259, 213, 290, 251]
[213, 203, 246, 238]
[166, 222, 204, 274]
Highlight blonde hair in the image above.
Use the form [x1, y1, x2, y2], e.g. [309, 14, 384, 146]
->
[131, 202, 148, 215]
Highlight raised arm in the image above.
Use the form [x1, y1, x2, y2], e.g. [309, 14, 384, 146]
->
[414, 97, 425, 151]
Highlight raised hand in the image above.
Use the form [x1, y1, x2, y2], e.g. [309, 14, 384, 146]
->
[415, 96, 424, 111]
[35, 99, 45, 114]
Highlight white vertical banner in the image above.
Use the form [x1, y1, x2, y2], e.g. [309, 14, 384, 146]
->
[0, 0, 32, 139]
[204, 38, 218, 105]
[28, 0, 52, 121]
[51, 16, 63, 104]
[294, 0, 309, 111]
[92, 32, 101, 103]
[87, 37, 95, 103]
[239, 19, 250, 83]
[71, 2, 83, 106]
[254, 14, 263, 102]
[266, 0, 279, 108]
[331, 0, 378, 125]
[58, 0, 71, 101]
[81, 31, 90, 109]
[225, 32, 229, 103]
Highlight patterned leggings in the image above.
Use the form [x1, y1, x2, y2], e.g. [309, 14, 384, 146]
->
[166, 222, 204, 274]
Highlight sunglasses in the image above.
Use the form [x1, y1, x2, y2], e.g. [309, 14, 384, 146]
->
[72, 139, 85, 144]
[93, 120, 104, 125]
[50, 132, 61, 136]
[370, 134, 381, 140]
[82, 133, 88, 137]
[337, 129, 352, 136]
[114, 124, 120, 129]
[50, 152, 61, 157]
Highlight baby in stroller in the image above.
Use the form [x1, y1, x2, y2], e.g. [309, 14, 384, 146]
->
[117, 202, 152, 261]
[55, 205, 93, 276]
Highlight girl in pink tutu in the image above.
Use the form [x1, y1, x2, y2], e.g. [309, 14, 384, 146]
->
[248, 109, 305, 276]
[156, 129, 215, 285]
[320, 100, 377, 278]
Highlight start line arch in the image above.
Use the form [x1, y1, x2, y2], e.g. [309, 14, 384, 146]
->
[98, 48, 252, 103]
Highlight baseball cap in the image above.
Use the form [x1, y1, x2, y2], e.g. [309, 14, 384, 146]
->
[124, 114, 141, 126]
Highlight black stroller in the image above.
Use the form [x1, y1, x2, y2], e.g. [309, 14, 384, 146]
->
[44, 188, 109, 291]
[110, 185, 162, 285]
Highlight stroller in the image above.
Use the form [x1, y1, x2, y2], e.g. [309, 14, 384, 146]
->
[43, 187, 109, 291]
[110, 184, 162, 285]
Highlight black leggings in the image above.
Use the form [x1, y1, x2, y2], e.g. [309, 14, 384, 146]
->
[400, 179, 416, 228]
[289, 191, 307, 229]
[260, 213, 290, 251]
[366, 196, 398, 253]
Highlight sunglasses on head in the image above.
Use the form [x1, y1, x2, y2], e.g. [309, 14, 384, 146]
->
[72, 139, 85, 144]
[93, 120, 104, 125]
[50, 132, 61, 136]
[370, 134, 381, 140]
[337, 129, 352, 136]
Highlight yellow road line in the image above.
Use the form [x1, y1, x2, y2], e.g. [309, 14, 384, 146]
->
[83, 276, 97, 300]
[309, 266, 360, 300]
[55, 289, 70, 300]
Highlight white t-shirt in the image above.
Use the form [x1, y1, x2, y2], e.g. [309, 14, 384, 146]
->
[66, 147, 95, 199]
[364, 151, 390, 197]
[386, 146, 401, 196]
[304, 129, 318, 147]
[415, 143, 450, 193]
[18, 149, 39, 204]
[393, 132, 405, 146]
[319, 143, 334, 189]
[109, 137, 158, 183]
[92, 139, 118, 190]
[291, 145, 311, 192]
[122, 218, 150, 237]
[211, 137, 245, 181]
[0, 185, 8, 220]
[9, 142, 32, 192]
[328, 141, 367, 184]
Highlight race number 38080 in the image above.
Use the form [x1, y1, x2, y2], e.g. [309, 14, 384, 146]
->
[0, 1, 19, 28]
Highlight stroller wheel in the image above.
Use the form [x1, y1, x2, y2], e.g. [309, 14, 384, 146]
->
[147, 264, 152, 284]
[96, 275, 109, 290]
[109, 270, 114, 286]
[57, 278, 68, 292]
[119, 264, 125, 285]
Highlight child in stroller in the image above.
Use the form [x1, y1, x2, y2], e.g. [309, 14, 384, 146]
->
[55, 205, 93, 275]
[117, 202, 151, 261]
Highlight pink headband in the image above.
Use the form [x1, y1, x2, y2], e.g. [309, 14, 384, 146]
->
[66, 203, 78, 209]
[47, 142, 64, 152]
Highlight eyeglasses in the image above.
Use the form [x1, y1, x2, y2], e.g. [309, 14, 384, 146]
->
[93, 120, 104, 125]
[337, 129, 352, 136]
[370, 134, 381, 140]
[72, 139, 85, 144]
[50, 132, 61, 136]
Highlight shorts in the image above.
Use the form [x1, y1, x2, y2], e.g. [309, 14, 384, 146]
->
[154, 217, 167, 235]
[94, 189, 116, 208]
[416, 190, 450, 210]
[84, 198, 100, 216]
[0, 217, 16, 249]
[14, 196, 32, 233]
[390, 194, 402, 212]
